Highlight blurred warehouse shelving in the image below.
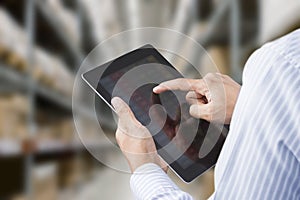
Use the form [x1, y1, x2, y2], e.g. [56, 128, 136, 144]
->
[0, 0, 299, 200]
[0, 0, 112, 199]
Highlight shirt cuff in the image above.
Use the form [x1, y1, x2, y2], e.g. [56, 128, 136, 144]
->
[130, 163, 179, 200]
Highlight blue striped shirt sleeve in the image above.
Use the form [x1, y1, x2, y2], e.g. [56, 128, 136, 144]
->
[130, 163, 194, 200]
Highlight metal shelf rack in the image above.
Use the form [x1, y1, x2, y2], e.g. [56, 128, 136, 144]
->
[34, 0, 85, 65]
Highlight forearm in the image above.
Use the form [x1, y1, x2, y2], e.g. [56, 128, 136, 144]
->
[130, 163, 194, 200]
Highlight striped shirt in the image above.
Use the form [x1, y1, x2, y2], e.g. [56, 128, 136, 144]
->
[130, 29, 300, 200]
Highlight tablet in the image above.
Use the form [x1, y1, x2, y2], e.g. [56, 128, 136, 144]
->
[82, 44, 227, 182]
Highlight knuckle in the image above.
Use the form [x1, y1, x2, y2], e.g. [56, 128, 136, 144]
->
[189, 106, 201, 117]
[189, 107, 195, 117]
[205, 73, 220, 83]
[204, 77, 213, 84]
[120, 106, 130, 116]
[221, 74, 229, 80]
[185, 93, 191, 101]
[115, 130, 123, 144]
[205, 73, 215, 79]
[206, 72, 213, 77]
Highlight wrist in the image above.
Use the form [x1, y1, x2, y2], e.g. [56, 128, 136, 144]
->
[133, 163, 161, 174]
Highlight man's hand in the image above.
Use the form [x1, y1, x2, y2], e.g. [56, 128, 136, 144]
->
[153, 73, 241, 124]
[111, 97, 167, 173]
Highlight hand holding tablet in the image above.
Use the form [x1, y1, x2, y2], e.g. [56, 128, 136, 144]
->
[111, 97, 168, 173]
[82, 44, 228, 182]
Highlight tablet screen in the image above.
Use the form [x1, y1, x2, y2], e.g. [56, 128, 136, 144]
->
[99, 60, 199, 167]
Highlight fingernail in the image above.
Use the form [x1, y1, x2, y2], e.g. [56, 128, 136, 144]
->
[153, 86, 160, 93]
[111, 97, 121, 110]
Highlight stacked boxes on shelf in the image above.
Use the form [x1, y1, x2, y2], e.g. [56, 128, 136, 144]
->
[32, 163, 59, 200]
[34, 48, 74, 97]
[44, 0, 80, 46]
[0, 94, 29, 141]
[0, 7, 28, 72]
[36, 112, 75, 145]
[0, 93, 106, 153]
[0, 8, 74, 97]
[12, 163, 58, 200]
[0, 94, 76, 152]
[58, 157, 82, 189]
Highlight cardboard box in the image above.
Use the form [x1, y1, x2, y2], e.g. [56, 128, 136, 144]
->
[0, 94, 29, 140]
[58, 158, 82, 188]
[32, 163, 58, 200]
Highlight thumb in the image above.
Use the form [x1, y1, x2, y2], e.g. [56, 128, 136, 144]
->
[111, 97, 138, 126]
[189, 103, 212, 121]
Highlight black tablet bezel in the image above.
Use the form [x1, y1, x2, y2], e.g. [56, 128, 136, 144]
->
[82, 44, 226, 182]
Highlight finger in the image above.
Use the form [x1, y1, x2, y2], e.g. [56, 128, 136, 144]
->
[186, 91, 206, 104]
[111, 97, 140, 127]
[187, 97, 207, 104]
[115, 128, 134, 146]
[186, 91, 201, 99]
[186, 91, 201, 102]
[115, 128, 124, 145]
[189, 103, 213, 121]
[187, 98, 202, 105]
[153, 78, 201, 93]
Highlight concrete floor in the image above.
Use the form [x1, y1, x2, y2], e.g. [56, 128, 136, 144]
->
[63, 152, 215, 200]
